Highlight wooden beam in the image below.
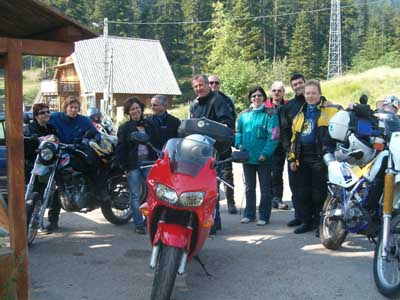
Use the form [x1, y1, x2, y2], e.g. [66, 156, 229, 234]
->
[5, 39, 29, 300]
[27, 25, 86, 43]
[0, 249, 16, 299]
[0, 38, 6, 54]
[21, 38, 74, 57]
[1, 37, 74, 57]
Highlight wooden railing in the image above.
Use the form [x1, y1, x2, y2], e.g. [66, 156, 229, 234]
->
[57, 81, 80, 94]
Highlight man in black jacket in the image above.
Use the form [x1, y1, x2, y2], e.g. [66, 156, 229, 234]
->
[279, 74, 306, 227]
[190, 74, 235, 234]
[208, 75, 237, 215]
[147, 95, 180, 150]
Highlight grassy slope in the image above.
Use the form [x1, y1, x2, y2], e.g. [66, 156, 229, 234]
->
[322, 66, 400, 108]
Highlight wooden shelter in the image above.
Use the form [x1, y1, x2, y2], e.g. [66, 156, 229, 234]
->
[0, 1, 97, 299]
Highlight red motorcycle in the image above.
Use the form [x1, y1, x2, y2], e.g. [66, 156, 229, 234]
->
[131, 118, 248, 300]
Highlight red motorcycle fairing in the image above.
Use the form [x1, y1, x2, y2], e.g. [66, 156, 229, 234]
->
[145, 151, 218, 258]
[153, 222, 193, 252]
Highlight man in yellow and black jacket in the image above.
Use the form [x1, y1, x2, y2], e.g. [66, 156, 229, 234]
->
[287, 80, 341, 236]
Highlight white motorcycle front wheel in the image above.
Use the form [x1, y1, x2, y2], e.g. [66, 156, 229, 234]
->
[374, 215, 400, 298]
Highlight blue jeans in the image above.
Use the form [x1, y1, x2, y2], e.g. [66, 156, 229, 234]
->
[242, 163, 272, 222]
[127, 168, 150, 228]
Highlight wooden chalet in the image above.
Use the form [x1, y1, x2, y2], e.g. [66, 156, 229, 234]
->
[0, 0, 97, 299]
[54, 36, 181, 118]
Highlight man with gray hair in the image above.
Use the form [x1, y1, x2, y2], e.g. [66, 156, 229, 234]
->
[147, 94, 180, 150]
[264, 81, 289, 210]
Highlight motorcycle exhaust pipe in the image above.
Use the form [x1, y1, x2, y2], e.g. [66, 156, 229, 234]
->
[177, 251, 188, 275]
[149, 244, 160, 269]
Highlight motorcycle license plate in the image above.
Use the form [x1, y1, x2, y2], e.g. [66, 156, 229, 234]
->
[32, 164, 51, 176]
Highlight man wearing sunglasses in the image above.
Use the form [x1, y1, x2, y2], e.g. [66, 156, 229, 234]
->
[190, 74, 235, 234]
[208, 75, 238, 215]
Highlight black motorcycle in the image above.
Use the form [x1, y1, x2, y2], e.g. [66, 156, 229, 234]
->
[25, 134, 132, 244]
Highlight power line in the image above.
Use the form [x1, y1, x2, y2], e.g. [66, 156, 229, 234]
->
[106, 0, 384, 26]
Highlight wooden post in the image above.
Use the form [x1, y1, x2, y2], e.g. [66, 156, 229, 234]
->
[4, 38, 29, 300]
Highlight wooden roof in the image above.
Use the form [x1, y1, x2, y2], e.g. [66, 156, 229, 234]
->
[0, 0, 97, 42]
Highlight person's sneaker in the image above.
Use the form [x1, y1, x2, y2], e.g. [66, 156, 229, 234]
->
[44, 222, 58, 234]
[256, 220, 268, 226]
[294, 223, 314, 234]
[240, 217, 251, 223]
[278, 202, 289, 210]
[272, 198, 279, 209]
[227, 203, 238, 214]
[287, 218, 302, 227]
[135, 226, 146, 235]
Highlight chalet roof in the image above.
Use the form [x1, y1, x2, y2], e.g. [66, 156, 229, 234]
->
[0, 0, 97, 42]
[73, 36, 181, 96]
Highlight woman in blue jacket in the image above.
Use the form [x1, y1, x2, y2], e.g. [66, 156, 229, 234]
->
[235, 87, 279, 225]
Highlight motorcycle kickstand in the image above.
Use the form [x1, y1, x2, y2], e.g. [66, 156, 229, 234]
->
[368, 235, 377, 244]
[194, 255, 212, 278]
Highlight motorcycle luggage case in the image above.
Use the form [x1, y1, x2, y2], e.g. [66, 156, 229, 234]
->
[178, 118, 234, 153]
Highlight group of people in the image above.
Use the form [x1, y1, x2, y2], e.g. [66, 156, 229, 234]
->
[24, 72, 400, 239]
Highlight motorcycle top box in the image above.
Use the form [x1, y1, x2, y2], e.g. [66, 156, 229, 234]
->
[178, 118, 234, 154]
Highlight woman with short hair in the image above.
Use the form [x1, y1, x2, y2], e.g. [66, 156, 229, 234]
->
[235, 86, 279, 226]
[116, 97, 156, 234]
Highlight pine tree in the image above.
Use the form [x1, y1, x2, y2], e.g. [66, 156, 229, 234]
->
[92, 0, 137, 37]
[148, 0, 185, 65]
[230, 0, 262, 62]
[287, 12, 314, 78]
[182, 0, 213, 74]
[205, 2, 243, 71]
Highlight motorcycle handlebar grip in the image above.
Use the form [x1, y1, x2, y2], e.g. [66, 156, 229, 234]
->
[140, 161, 155, 166]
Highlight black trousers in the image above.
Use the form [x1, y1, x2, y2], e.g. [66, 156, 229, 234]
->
[222, 161, 235, 205]
[271, 146, 286, 199]
[288, 163, 302, 220]
[295, 155, 327, 226]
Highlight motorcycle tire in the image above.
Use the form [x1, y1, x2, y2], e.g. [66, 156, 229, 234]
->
[319, 194, 347, 250]
[26, 192, 41, 245]
[101, 201, 132, 225]
[151, 245, 183, 300]
[373, 215, 400, 298]
[101, 176, 132, 225]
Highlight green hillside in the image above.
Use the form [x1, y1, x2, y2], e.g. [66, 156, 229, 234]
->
[322, 67, 400, 109]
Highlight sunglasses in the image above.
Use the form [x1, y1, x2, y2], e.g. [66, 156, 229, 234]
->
[38, 110, 50, 115]
[251, 94, 264, 98]
[272, 89, 282, 92]
[209, 81, 220, 85]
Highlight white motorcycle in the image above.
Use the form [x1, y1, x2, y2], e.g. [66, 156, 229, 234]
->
[320, 109, 386, 250]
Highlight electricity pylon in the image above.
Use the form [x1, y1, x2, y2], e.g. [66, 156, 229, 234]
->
[327, 0, 342, 80]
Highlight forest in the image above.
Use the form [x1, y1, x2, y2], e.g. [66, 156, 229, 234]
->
[37, 0, 400, 108]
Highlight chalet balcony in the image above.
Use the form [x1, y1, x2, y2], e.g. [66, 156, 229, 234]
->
[57, 81, 80, 94]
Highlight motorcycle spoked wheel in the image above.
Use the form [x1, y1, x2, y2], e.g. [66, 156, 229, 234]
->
[319, 194, 347, 250]
[26, 192, 41, 245]
[373, 215, 400, 298]
[151, 245, 183, 300]
[101, 177, 132, 225]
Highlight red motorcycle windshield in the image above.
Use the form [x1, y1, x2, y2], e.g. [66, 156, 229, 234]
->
[163, 138, 216, 176]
